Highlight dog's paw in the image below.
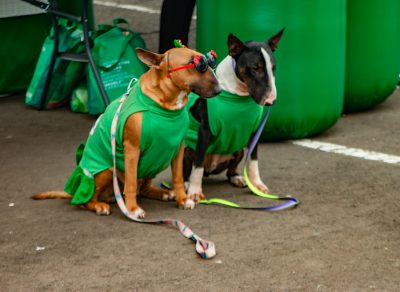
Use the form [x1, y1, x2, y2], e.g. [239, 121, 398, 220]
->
[187, 184, 205, 204]
[129, 207, 146, 219]
[162, 190, 176, 201]
[187, 184, 203, 199]
[230, 175, 247, 188]
[253, 182, 270, 194]
[187, 192, 206, 203]
[94, 203, 111, 216]
[179, 198, 195, 210]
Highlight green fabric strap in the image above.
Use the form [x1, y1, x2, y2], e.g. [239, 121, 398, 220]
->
[160, 181, 280, 208]
[112, 18, 132, 31]
[243, 166, 280, 200]
[200, 198, 240, 208]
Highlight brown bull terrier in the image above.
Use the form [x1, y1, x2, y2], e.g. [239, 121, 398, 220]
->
[32, 47, 221, 219]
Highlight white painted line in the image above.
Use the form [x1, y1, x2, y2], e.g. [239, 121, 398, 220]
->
[292, 139, 400, 165]
[93, 1, 197, 19]
[94, 1, 161, 14]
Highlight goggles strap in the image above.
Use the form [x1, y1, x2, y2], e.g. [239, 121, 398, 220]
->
[167, 52, 217, 78]
[167, 64, 196, 78]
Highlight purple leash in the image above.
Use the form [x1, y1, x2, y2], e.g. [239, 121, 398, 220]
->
[241, 106, 299, 210]
[162, 106, 300, 211]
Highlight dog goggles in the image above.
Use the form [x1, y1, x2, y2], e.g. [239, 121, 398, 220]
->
[167, 50, 217, 78]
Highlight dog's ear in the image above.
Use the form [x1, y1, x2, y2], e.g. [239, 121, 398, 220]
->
[228, 33, 246, 59]
[265, 27, 286, 52]
[267, 28, 285, 52]
[135, 48, 163, 69]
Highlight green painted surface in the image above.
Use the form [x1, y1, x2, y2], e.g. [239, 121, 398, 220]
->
[0, 14, 51, 93]
[0, 0, 94, 94]
[197, 0, 346, 141]
[344, 0, 400, 113]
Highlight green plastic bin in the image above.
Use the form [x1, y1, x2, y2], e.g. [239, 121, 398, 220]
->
[197, 0, 346, 141]
[0, 0, 94, 94]
[344, 0, 400, 113]
[0, 14, 51, 94]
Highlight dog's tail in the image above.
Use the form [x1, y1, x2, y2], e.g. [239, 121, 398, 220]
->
[31, 191, 72, 200]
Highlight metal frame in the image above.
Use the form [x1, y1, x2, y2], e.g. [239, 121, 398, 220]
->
[20, 0, 110, 109]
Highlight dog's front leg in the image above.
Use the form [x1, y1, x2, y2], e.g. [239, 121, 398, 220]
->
[187, 124, 212, 201]
[187, 98, 212, 201]
[247, 141, 270, 193]
[171, 143, 196, 209]
[123, 113, 145, 219]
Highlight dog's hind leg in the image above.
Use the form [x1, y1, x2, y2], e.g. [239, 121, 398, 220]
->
[98, 168, 124, 204]
[140, 178, 175, 201]
[98, 183, 116, 204]
[83, 169, 113, 215]
[227, 150, 247, 188]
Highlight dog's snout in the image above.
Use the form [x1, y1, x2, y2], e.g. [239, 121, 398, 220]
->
[202, 85, 221, 98]
[262, 88, 277, 106]
[206, 79, 221, 98]
[193, 75, 221, 98]
[213, 84, 222, 96]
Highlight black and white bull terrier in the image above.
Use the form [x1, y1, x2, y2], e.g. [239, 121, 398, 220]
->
[183, 30, 284, 201]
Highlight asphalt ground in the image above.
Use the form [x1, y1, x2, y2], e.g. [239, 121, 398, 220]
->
[1, 1, 399, 291]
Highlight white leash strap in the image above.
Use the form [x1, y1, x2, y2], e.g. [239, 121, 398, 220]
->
[110, 79, 216, 259]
